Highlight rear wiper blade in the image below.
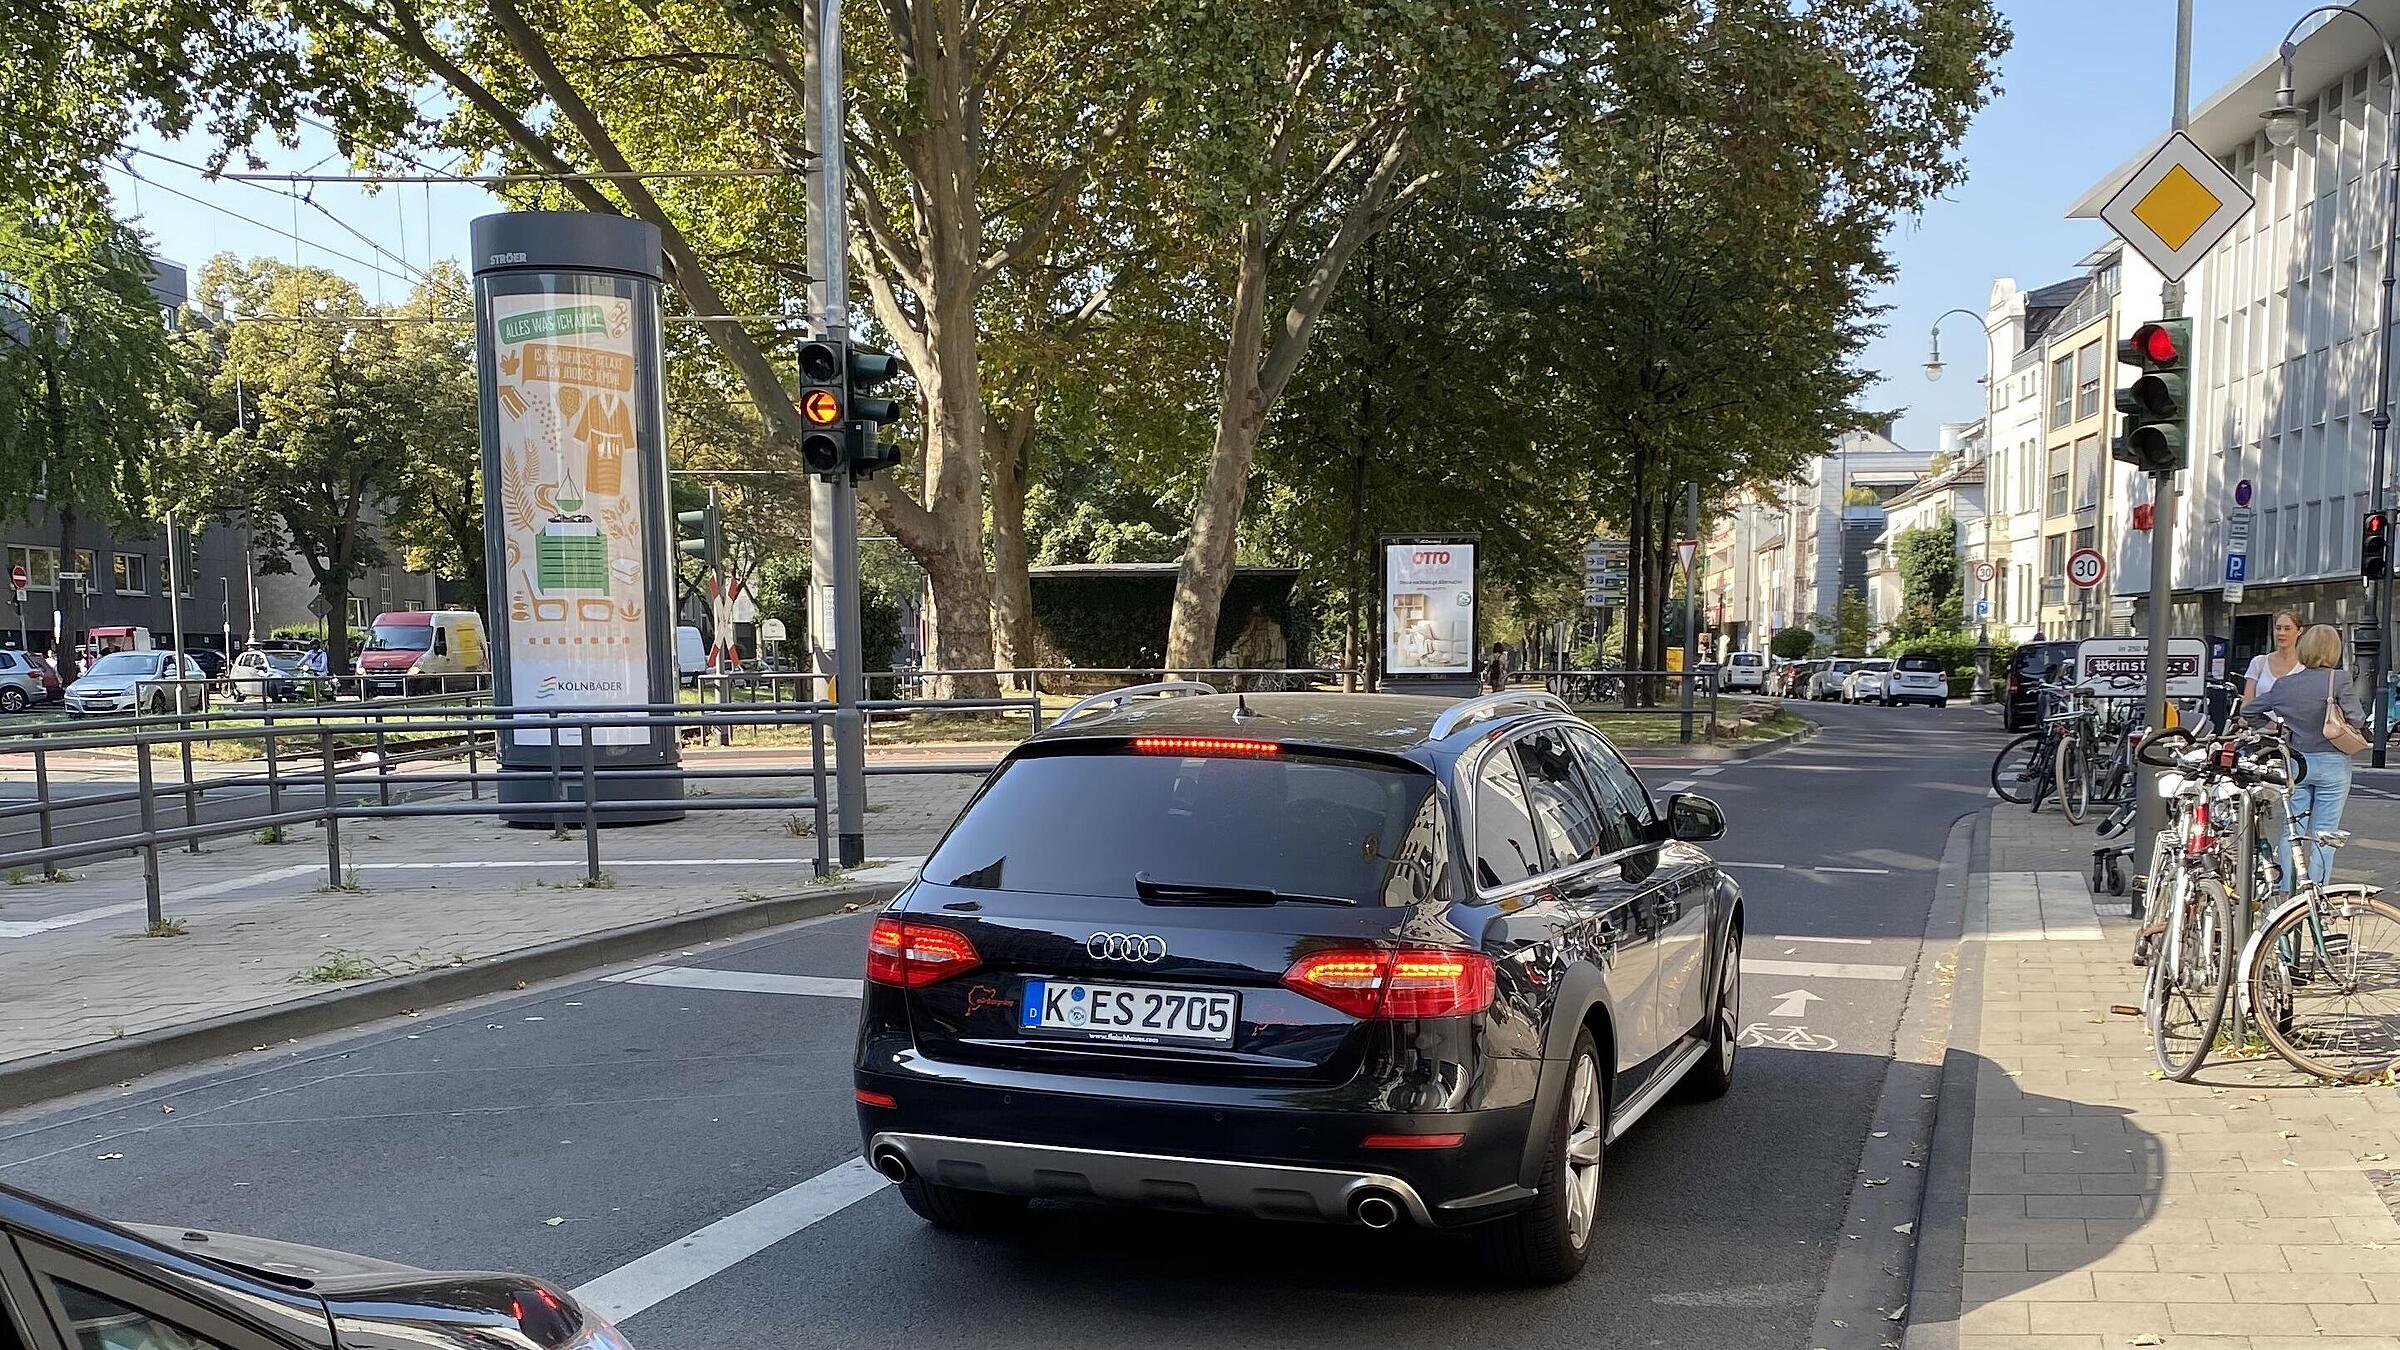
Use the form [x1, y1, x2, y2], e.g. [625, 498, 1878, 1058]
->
[1133, 875, 1357, 907]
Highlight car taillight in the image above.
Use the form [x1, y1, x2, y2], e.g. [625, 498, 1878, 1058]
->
[1282, 947, 1496, 1019]
[1129, 736, 1281, 757]
[865, 918, 981, 987]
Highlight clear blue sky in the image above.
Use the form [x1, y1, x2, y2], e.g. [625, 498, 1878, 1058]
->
[1869, 0, 2317, 448]
[113, 1, 2318, 449]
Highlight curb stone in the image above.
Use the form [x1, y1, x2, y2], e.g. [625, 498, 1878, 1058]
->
[1896, 808, 1993, 1350]
[0, 878, 905, 1106]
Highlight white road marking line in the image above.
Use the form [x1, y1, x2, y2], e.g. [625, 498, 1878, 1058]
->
[1718, 861, 1890, 876]
[353, 858, 814, 870]
[0, 864, 319, 938]
[1813, 866, 1892, 875]
[600, 966, 863, 999]
[1741, 958, 1906, 982]
[572, 1157, 887, 1322]
[1688, 765, 1726, 777]
[1656, 779, 1696, 793]
[1771, 935, 1875, 945]
[1720, 861, 1787, 870]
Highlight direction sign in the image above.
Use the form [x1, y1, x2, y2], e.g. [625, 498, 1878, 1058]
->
[2099, 132, 2254, 283]
[2076, 637, 2207, 699]
[1973, 560, 1996, 584]
[2066, 547, 2107, 590]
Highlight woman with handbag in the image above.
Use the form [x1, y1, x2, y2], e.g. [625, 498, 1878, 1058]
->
[2242, 623, 2370, 888]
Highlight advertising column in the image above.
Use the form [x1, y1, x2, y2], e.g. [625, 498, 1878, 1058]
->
[472, 212, 683, 823]
[1381, 534, 1480, 696]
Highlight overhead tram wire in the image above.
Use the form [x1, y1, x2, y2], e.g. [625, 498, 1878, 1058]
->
[107, 163, 422, 289]
[126, 145, 430, 286]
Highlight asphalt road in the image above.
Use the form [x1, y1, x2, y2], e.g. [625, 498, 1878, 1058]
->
[0, 701, 1991, 1350]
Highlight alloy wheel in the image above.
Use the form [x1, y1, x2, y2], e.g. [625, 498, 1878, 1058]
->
[1563, 1056, 1605, 1247]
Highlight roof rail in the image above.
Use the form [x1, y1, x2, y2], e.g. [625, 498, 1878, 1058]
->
[1050, 680, 1219, 729]
[1427, 689, 1573, 741]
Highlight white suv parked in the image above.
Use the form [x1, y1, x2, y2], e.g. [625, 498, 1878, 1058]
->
[1720, 651, 1767, 692]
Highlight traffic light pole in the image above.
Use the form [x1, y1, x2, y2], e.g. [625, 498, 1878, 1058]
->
[807, 0, 867, 867]
[2135, 0, 2195, 919]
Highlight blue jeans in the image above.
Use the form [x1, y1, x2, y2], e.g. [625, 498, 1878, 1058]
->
[2285, 750, 2355, 888]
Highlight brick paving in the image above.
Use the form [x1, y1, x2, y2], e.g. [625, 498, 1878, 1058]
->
[0, 772, 976, 1071]
[1950, 806, 2400, 1348]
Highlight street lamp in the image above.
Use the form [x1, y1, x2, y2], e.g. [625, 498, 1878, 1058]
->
[2268, 7, 2398, 766]
[1924, 307, 1983, 383]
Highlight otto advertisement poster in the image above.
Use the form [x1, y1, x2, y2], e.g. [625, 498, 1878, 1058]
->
[491, 291, 651, 745]
[1384, 539, 1478, 677]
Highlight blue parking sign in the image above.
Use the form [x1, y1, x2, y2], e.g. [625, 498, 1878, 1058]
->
[2224, 553, 2247, 583]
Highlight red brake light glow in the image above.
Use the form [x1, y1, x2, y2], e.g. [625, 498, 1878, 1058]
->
[855, 1088, 898, 1109]
[1282, 947, 1497, 1019]
[866, 918, 982, 987]
[1128, 736, 1282, 757]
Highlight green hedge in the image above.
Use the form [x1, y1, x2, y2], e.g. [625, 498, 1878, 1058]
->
[1878, 629, 2016, 690]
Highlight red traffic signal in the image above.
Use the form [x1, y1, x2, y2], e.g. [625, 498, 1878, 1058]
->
[2140, 324, 2178, 364]
[2367, 510, 2392, 580]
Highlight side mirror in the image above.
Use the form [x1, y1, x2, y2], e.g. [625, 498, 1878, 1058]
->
[1666, 792, 1725, 843]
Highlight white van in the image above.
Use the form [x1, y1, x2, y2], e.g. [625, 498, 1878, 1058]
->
[1720, 650, 1767, 692]
[360, 610, 490, 696]
[676, 625, 708, 688]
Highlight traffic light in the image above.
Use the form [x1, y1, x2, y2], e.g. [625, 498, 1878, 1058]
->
[2368, 509, 2393, 580]
[676, 494, 720, 570]
[797, 338, 847, 477]
[844, 343, 908, 481]
[2111, 319, 2191, 475]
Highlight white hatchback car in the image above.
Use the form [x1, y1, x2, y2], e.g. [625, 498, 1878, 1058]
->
[1719, 651, 1767, 692]
[1883, 652, 1952, 707]
[1843, 659, 1895, 703]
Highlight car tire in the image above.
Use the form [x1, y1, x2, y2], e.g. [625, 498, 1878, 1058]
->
[1479, 1028, 1603, 1285]
[1677, 928, 1743, 1103]
[0, 687, 23, 713]
[147, 693, 168, 716]
[895, 1175, 1028, 1231]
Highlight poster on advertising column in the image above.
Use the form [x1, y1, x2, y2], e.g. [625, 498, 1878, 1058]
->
[1382, 536, 1479, 678]
[490, 291, 651, 744]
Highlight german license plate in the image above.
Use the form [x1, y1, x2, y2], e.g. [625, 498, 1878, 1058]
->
[1020, 979, 1238, 1046]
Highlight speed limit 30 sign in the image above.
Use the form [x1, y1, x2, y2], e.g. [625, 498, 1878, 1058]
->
[2067, 547, 2107, 590]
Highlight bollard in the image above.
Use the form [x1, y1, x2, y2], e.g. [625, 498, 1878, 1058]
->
[467, 717, 482, 801]
[810, 715, 831, 878]
[580, 734, 601, 884]
[547, 711, 565, 825]
[321, 726, 342, 889]
[135, 742, 162, 924]
[1029, 670, 1042, 735]
[374, 717, 391, 807]
[264, 711, 281, 816]
[33, 744, 57, 880]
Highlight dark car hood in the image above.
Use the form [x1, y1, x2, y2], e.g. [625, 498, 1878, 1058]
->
[125, 1224, 425, 1287]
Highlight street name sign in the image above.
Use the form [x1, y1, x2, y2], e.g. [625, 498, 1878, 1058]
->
[2099, 132, 2253, 283]
[2077, 636, 2206, 699]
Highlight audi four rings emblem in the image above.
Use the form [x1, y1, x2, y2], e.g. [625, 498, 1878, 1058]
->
[1086, 932, 1169, 963]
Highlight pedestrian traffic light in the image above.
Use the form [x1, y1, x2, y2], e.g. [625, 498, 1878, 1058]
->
[675, 495, 720, 568]
[2112, 319, 2191, 475]
[844, 344, 908, 481]
[2368, 509, 2393, 580]
[797, 338, 847, 477]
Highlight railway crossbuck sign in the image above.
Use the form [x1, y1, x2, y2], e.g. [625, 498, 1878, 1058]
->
[2099, 132, 2252, 283]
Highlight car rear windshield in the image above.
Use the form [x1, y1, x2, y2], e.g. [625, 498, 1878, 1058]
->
[1897, 654, 1943, 672]
[1729, 653, 1763, 666]
[926, 748, 1443, 906]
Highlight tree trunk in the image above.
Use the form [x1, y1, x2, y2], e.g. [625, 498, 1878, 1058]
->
[1167, 221, 1272, 674]
[1623, 477, 1646, 698]
[55, 506, 83, 685]
[986, 401, 1036, 684]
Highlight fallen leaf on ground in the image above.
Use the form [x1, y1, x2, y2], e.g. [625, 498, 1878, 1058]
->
[1892, 1223, 1913, 1235]
[1885, 1305, 1906, 1322]
[95, 1153, 123, 1161]
[543, 1217, 565, 1227]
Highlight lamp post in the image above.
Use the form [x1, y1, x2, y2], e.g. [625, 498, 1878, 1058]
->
[2263, 8, 2397, 766]
[1928, 306, 1997, 700]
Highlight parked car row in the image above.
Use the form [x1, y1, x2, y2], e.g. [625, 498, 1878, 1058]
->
[1761, 654, 1953, 707]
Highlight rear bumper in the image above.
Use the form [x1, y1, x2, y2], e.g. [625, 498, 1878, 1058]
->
[866, 1132, 1438, 1226]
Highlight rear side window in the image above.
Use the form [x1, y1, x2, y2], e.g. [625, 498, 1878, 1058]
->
[1565, 724, 1656, 837]
[0, 653, 15, 670]
[1512, 728, 1609, 868]
[1472, 749, 1544, 889]
[926, 749, 1441, 905]
[1729, 653, 1762, 667]
[1897, 654, 1942, 672]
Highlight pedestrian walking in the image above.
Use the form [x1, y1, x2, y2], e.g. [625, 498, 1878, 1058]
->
[1481, 643, 1509, 694]
[304, 640, 328, 677]
[2243, 623, 2369, 888]
[2242, 608, 2304, 701]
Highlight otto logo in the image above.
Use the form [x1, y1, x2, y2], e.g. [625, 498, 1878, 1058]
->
[1412, 550, 1452, 565]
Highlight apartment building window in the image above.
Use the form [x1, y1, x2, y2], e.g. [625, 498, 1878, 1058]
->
[2046, 442, 2070, 517]
[347, 597, 369, 629]
[7, 545, 58, 591]
[2042, 534, 2068, 606]
[2074, 339, 2103, 420]
[2073, 434, 2101, 513]
[113, 553, 146, 594]
[2050, 353, 2075, 427]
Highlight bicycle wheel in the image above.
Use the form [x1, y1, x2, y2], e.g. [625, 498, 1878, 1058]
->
[1990, 732, 2043, 804]
[2055, 735, 2091, 825]
[2245, 893, 2400, 1083]
[2150, 872, 2233, 1081]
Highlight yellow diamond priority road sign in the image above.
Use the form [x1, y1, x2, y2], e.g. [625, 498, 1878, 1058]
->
[2100, 131, 2252, 283]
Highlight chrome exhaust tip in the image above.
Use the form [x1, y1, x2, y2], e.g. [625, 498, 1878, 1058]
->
[1351, 1192, 1401, 1230]
[870, 1147, 912, 1183]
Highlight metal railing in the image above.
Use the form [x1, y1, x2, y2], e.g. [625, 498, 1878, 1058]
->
[1512, 669, 1724, 743]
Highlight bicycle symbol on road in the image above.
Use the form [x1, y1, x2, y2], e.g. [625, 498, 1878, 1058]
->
[1740, 1023, 1840, 1052]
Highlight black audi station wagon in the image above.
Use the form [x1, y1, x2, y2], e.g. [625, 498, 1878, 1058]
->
[853, 687, 1743, 1284]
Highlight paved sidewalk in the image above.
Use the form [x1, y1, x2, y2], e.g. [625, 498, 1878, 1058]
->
[0, 771, 977, 1074]
[1922, 805, 2400, 1349]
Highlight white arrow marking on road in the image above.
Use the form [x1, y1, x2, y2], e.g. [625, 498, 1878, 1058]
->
[1767, 989, 1821, 1018]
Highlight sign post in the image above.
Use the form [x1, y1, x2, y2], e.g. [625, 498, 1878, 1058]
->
[10, 564, 24, 653]
[472, 212, 683, 824]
